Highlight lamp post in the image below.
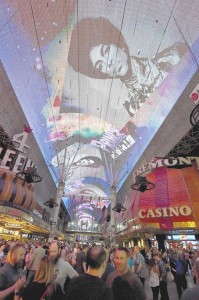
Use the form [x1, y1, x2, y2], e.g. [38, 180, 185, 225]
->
[48, 181, 65, 242]
[46, 144, 68, 242]
[110, 185, 116, 246]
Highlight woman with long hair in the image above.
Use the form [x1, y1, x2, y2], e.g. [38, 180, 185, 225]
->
[68, 17, 187, 118]
[148, 258, 160, 300]
[17, 256, 64, 300]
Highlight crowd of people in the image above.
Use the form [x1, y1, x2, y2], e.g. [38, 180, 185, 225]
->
[145, 244, 199, 300]
[0, 239, 198, 300]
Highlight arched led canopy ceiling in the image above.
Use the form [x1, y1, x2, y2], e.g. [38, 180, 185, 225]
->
[0, 0, 199, 223]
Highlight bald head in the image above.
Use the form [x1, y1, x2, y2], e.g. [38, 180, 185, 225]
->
[49, 242, 60, 263]
[87, 246, 106, 269]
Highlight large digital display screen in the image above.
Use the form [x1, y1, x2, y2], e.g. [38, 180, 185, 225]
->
[1, 0, 199, 223]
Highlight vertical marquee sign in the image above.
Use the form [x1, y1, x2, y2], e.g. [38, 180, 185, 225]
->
[0, 125, 36, 173]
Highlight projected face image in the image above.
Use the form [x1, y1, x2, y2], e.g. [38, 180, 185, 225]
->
[89, 44, 129, 77]
[69, 17, 187, 118]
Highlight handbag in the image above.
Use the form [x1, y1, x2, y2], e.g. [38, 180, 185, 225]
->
[167, 270, 174, 282]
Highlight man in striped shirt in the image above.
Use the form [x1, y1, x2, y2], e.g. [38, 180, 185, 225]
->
[134, 246, 147, 286]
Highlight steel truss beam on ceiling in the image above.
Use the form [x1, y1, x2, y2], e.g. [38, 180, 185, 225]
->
[0, 125, 14, 149]
[168, 126, 199, 157]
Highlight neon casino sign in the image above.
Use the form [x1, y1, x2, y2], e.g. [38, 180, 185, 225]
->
[138, 205, 192, 219]
[133, 156, 199, 181]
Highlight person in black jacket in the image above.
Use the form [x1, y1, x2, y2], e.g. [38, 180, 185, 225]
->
[66, 246, 114, 300]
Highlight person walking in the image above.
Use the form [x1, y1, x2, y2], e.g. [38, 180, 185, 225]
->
[134, 246, 147, 286]
[153, 253, 169, 300]
[75, 244, 89, 275]
[171, 253, 187, 299]
[148, 258, 160, 300]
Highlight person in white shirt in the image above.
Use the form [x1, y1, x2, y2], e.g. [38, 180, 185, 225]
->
[49, 242, 78, 293]
[148, 259, 160, 300]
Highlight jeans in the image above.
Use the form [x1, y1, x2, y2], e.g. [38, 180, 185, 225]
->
[159, 280, 169, 300]
[175, 275, 187, 298]
[151, 286, 160, 300]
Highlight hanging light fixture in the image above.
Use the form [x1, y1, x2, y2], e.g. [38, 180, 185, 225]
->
[112, 203, 126, 213]
[44, 198, 58, 208]
[131, 176, 155, 192]
[16, 167, 42, 183]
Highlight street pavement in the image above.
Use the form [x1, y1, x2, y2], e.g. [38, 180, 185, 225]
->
[144, 274, 195, 300]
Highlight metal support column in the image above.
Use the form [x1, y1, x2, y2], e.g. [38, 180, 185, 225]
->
[48, 181, 65, 242]
[110, 185, 116, 246]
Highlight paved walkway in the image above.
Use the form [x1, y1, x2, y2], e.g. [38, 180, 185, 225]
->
[144, 274, 195, 300]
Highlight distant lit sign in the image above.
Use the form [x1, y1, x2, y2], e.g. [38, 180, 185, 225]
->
[5, 223, 22, 228]
[116, 218, 128, 233]
[172, 235, 195, 241]
[0, 204, 33, 223]
[0, 227, 19, 236]
[138, 206, 192, 219]
[0, 129, 36, 173]
[21, 234, 28, 238]
[133, 156, 199, 181]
